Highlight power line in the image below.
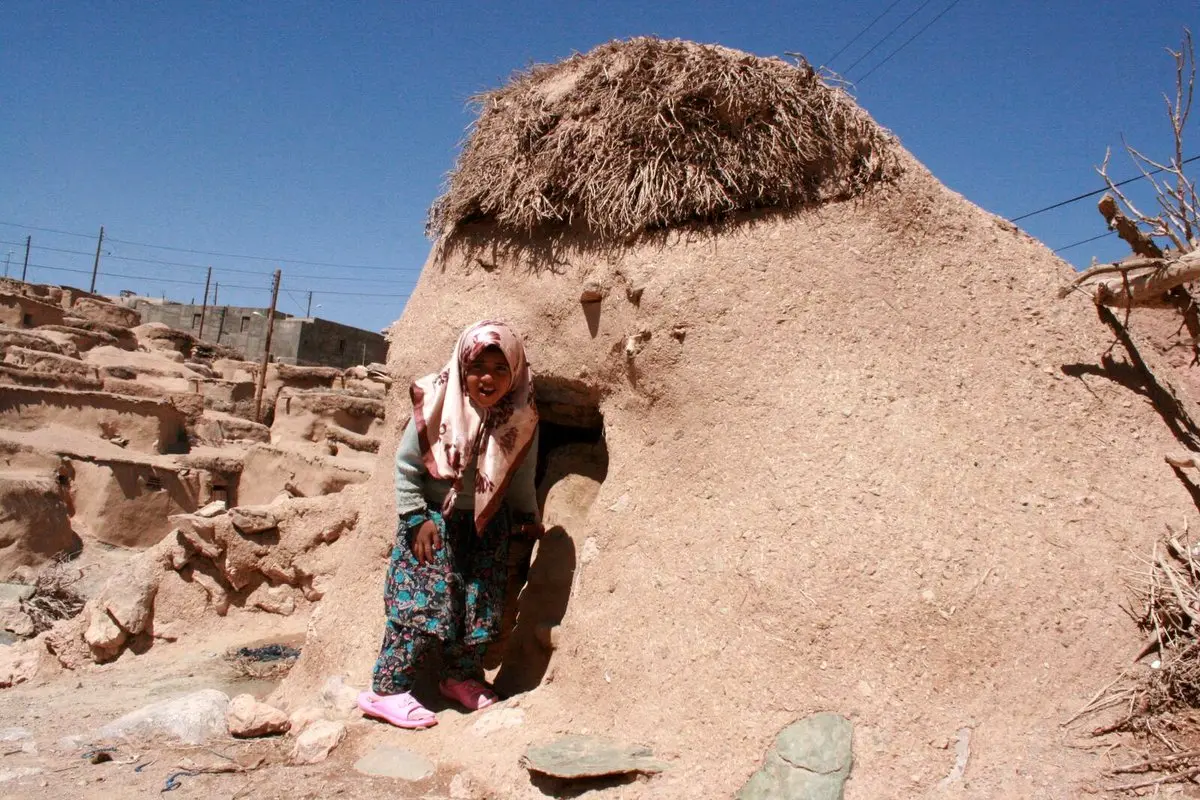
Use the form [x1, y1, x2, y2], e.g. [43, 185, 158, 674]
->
[1053, 231, 1114, 253]
[825, 0, 906, 70]
[841, 0, 938, 77]
[0, 220, 413, 272]
[1012, 154, 1200, 221]
[0, 237, 414, 284]
[854, 0, 966, 84]
[19, 261, 411, 298]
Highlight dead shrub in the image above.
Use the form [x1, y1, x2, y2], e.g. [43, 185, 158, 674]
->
[22, 556, 86, 634]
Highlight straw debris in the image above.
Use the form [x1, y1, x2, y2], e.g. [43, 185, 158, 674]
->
[428, 37, 901, 244]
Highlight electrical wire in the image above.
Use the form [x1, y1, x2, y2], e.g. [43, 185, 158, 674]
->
[854, 0, 966, 84]
[824, 0, 907, 70]
[840, 0, 938, 77]
[1012, 154, 1200, 221]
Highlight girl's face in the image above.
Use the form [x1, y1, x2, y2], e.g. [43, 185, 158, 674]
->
[465, 346, 512, 409]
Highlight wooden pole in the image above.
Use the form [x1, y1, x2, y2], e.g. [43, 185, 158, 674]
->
[197, 266, 212, 339]
[306, 290, 312, 317]
[253, 269, 282, 423]
[20, 236, 30, 282]
[89, 226, 104, 293]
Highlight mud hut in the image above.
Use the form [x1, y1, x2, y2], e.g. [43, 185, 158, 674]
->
[279, 38, 1193, 797]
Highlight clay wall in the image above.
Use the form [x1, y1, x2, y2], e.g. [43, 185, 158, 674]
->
[0, 293, 65, 329]
[0, 387, 190, 454]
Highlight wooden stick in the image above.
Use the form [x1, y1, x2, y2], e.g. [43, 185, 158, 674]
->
[1105, 765, 1200, 791]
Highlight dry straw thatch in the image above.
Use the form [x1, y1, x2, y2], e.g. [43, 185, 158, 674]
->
[428, 37, 902, 244]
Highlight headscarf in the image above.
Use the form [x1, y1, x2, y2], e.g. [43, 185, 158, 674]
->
[410, 320, 538, 533]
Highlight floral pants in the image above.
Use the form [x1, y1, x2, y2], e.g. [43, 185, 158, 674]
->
[371, 506, 516, 694]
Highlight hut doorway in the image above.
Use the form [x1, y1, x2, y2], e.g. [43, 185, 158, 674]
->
[490, 381, 607, 696]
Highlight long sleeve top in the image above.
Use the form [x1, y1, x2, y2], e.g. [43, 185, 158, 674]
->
[393, 416, 540, 521]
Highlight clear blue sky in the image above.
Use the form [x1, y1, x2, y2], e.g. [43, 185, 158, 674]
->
[1, 1, 1196, 332]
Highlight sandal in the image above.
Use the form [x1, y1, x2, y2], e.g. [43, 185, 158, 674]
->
[357, 690, 438, 729]
[438, 678, 498, 711]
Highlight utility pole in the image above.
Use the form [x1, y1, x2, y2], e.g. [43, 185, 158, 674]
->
[253, 269, 282, 423]
[89, 226, 105, 293]
[212, 282, 219, 306]
[197, 266, 212, 340]
[306, 290, 313, 317]
[20, 236, 30, 282]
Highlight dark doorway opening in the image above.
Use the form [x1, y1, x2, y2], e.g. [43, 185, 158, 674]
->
[490, 380, 607, 696]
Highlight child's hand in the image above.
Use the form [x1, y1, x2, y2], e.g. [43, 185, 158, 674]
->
[411, 520, 442, 564]
[518, 522, 545, 539]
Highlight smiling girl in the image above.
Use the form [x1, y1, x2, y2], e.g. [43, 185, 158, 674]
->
[358, 321, 541, 729]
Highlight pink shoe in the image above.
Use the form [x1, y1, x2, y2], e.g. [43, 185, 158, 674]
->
[358, 690, 438, 729]
[438, 678, 498, 711]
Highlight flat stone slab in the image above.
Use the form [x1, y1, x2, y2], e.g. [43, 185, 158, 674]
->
[354, 745, 435, 781]
[0, 584, 34, 606]
[737, 713, 853, 800]
[94, 689, 229, 745]
[522, 735, 666, 779]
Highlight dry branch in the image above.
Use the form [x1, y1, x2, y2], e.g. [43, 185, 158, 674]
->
[1061, 250, 1200, 307]
[1099, 194, 1164, 258]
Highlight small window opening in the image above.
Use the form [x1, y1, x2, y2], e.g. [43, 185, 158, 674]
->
[22, 314, 33, 327]
[337, 339, 346, 354]
[240, 315, 250, 332]
[191, 313, 201, 329]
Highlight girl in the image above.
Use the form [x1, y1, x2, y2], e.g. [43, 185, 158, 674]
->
[358, 321, 541, 728]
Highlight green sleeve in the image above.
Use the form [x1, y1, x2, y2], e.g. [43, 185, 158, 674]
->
[394, 417, 428, 515]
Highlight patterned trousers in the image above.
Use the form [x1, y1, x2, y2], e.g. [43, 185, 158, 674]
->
[371, 619, 488, 694]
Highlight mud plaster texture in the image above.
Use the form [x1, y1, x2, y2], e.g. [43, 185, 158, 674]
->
[272, 150, 1200, 799]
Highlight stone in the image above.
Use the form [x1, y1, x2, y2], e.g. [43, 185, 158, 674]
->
[94, 689, 230, 745]
[227, 693, 290, 738]
[580, 281, 607, 303]
[98, 558, 160, 635]
[0, 727, 37, 755]
[472, 707, 525, 737]
[736, 712, 853, 800]
[83, 608, 127, 659]
[290, 719, 345, 765]
[0, 606, 34, 637]
[449, 773, 474, 800]
[288, 706, 325, 736]
[579, 537, 600, 564]
[320, 676, 360, 714]
[0, 767, 42, 784]
[353, 745, 435, 781]
[0, 644, 40, 688]
[521, 735, 666, 779]
[229, 506, 277, 534]
[247, 584, 295, 616]
[194, 500, 228, 518]
[0, 583, 34, 605]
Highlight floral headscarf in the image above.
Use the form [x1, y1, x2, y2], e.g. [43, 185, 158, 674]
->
[410, 321, 538, 532]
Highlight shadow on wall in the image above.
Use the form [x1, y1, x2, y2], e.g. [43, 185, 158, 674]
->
[490, 412, 609, 697]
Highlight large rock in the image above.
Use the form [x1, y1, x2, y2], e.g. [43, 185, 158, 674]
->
[521, 735, 666, 779]
[226, 693, 290, 738]
[229, 506, 278, 534]
[737, 713, 853, 800]
[94, 689, 230, 745]
[290, 719, 345, 764]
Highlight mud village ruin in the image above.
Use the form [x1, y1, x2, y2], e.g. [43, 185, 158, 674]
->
[4, 36, 1200, 799]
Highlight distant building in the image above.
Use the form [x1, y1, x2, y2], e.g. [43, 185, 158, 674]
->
[129, 298, 387, 368]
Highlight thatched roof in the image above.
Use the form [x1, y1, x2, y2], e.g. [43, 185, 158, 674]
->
[428, 37, 902, 244]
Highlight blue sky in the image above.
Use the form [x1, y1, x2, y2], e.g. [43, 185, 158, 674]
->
[1, 1, 1197, 332]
